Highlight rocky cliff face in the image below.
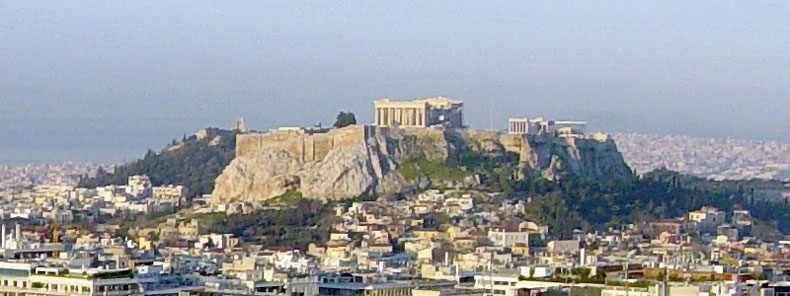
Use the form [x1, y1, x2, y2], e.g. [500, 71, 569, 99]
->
[211, 126, 631, 205]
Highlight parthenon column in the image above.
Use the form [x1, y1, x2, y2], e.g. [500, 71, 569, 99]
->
[393, 107, 398, 126]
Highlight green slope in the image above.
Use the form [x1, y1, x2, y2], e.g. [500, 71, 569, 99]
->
[78, 128, 239, 196]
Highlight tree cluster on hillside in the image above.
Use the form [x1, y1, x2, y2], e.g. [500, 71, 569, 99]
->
[508, 169, 790, 238]
[333, 111, 356, 128]
[78, 128, 239, 197]
[197, 199, 337, 250]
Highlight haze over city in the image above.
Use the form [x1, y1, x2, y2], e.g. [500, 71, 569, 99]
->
[2, 1, 789, 163]
[7, 3, 790, 296]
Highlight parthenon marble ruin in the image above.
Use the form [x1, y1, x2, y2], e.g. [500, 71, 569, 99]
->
[373, 97, 463, 128]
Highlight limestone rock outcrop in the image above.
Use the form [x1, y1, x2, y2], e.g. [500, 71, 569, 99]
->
[210, 125, 631, 205]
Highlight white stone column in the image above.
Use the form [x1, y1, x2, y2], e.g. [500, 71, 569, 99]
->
[393, 108, 399, 125]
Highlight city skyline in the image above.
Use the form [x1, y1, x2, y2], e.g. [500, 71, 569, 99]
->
[3, 3, 790, 295]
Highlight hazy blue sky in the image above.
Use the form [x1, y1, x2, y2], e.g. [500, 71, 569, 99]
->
[1, 1, 789, 163]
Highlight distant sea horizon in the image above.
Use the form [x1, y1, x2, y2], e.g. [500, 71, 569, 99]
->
[4, 123, 790, 166]
[0, 147, 140, 165]
[0, 118, 217, 165]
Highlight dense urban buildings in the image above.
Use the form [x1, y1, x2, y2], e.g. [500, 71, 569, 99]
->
[613, 133, 790, 180]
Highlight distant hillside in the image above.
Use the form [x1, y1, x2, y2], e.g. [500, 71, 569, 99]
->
[643, 168, 790, 193]
[613, 133, 790, 181]
[78, 128, 239, 196]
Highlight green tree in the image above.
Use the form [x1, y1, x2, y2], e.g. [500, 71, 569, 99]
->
[333, 111, 357, 128]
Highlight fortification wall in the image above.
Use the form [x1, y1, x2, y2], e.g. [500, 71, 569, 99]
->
[399, 126, 447, 141]
[235, 125, 366, 162]
[214, 125, 631, 204]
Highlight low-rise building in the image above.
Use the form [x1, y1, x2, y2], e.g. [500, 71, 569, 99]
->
[488, 227, 529, 248]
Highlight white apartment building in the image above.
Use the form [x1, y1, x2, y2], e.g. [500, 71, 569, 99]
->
[688, 206, 726, 226]
[0, 262, 139, 296]
[487, 227, 529, 248]
[126, 175, 152, 198]
[152, 185, 186, 200]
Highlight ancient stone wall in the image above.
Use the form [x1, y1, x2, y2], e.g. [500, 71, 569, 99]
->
[235, 126, 366, 162]
[213, 125, 632, 205]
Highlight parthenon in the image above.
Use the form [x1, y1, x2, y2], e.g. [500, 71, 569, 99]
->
[373, 97, 463, 128]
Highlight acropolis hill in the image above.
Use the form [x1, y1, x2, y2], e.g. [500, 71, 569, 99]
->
[211, 97, 631, 206]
